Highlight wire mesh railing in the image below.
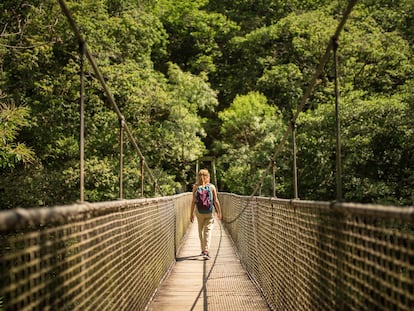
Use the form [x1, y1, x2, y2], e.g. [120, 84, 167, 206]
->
[1, 193, 413, 310]
[0, 193, 192, 311]
[220, 193, 414, 310]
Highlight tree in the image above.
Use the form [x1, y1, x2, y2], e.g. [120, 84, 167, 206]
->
[154, 0, 238, 76]
[216, 3, 413, 204]
[216, 91, 286, 195]
[218, 9, 337, 110]
[0, 103, 35, 168]
[296, 91, 413, 205]
[0, 0, 223, 207]
[1, 0, 413, 207]
[206, 0, 333, 32]
[360, 0, 414, 44]
[338, 9, 413, 96]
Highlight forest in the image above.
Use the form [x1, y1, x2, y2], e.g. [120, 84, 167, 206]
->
[0, 0, 413, 208]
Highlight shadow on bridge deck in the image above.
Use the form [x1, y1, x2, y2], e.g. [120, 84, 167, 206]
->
[148, 219, 270, 311]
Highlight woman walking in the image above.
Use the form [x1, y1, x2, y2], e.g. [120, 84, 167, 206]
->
[190, 169, 222, 259]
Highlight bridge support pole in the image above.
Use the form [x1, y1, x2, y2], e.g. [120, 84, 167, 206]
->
[79, 42, 85, 202]
[119, 118, 124, 199]
[271, 160, 276, 197]
[291, 120, 299, 199]
[333, 37, 343, 201]
[141, 159, 145, 197]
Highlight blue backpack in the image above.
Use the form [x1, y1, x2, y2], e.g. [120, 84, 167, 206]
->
[196, 184, 214, 213]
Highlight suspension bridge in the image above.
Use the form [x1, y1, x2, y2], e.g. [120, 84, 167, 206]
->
[1, 0, 414, 310]
[1, 195, 414, 310]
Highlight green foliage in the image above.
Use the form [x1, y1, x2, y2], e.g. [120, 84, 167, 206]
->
[0, 104, 35, 168]
[155, 0, 239, 75]
[360, 0, 414, 43]
[257, 63, 303, 113]
[296, 92, 413, 205]
[0, 0, 413, 208]
[0, 0, 218, 208]
[206, 0, 333, 32]
[213, 4, 413, 204]
[339, 12, 413, 95]
[219, 10, 336, 107]
[217, 92, 286, 194]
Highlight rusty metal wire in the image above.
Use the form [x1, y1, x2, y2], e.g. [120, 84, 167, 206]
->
[0, 194, 192, 310]
[220, 194, 414, 310]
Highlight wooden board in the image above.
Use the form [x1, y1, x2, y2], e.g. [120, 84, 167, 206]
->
[147, 219, 270, 311]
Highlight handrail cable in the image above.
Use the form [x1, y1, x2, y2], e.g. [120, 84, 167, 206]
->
[57, 0, 163, 196]
[250, 0, 358, 198]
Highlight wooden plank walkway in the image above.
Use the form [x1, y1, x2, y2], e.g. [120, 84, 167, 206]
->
[147, 219, 270, 311]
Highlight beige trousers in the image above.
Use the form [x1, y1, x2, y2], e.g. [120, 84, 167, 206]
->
[195, 209, 215, 253]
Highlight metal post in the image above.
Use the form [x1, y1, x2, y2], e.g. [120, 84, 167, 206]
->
[291, 120, 299, 199]
[333, 37, 343, 201]
[119, 118, 124, 199]
[272, 160, 276, 198]
[141, 159, 144, 197]
[79, 42, 85, 202]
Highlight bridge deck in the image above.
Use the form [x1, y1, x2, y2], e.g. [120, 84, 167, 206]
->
[147, 219, 270, 311]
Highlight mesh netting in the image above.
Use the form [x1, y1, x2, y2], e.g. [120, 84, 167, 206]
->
[2, 193, 413, 310]
[220, 194, 414, 311]
[0, 194, 192, 311]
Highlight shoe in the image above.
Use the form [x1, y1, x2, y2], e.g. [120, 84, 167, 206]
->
[203, 251, 211, 260]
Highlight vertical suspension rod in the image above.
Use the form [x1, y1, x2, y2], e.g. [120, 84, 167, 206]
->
[251, 0, 358, 197]
[119, 118, 124, 199]
[333, 38, 343, 201]
[79, 42, 85, 202]
[57, 0, 162, 196]
[271, 160, 276, 198]
[291, 120, 299, 199]
[141, 159, 144, 197]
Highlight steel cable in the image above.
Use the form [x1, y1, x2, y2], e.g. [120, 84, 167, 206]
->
[251, 0, 359, 198]
[57, 0, 163, 196]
